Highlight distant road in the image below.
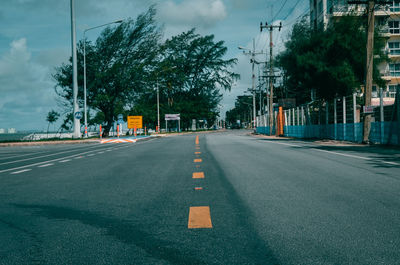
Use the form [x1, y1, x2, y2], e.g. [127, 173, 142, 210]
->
[0, 130, 399, 264]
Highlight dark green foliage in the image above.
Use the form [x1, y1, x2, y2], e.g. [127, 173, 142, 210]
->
[225, 95, 253, 126]
[54, 7, 162, 135]
[46, 110, 60, 136]
[126, 29, 239, 130]
[277, 15, 388, 104]
[53, 7, 238, 133]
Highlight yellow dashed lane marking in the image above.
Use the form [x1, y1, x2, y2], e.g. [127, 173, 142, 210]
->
[195, 152, 201, 154]
[188, 206, 212, 229]
[195, 135, 199, 145]
[194, 159, 202, 163]
[192, 172, 205, 179]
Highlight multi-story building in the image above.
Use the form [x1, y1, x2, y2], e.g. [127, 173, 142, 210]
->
[310, 0, 398, 105]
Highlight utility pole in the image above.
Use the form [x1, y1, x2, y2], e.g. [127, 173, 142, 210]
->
[70, 0, 80, 138]
[348, 0, 390, 143]
[238, 40, 264, 129]
[261, 21, 282, 135]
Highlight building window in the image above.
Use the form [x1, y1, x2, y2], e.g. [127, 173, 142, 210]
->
[388, 85, 397, 98]
[388, 42, 400, 55]
[390, 0, 400, 12]
[389, 63, 400, 76]
[389, 20, 400, 34]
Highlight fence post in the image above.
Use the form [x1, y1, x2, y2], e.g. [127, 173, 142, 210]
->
[301, 106, 304, 125]
[380, 87, 384, 144]
[292, 108, 295, 126]
[353, 93, 357, 142]
[343, 96, 346, 141]
[326, 101, 329, 138]
[297, 107, 300, 126]
[397, 86, 400, 145]
[334, 98, 337, 140]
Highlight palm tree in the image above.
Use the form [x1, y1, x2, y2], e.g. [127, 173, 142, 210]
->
[46, 110, 60, 138]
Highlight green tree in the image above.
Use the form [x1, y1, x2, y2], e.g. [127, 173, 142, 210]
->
[154, 29, 239, 130]
[46, 110, 60, 137]
[277, 15, 388, 104]
[53, 7, 162, 136]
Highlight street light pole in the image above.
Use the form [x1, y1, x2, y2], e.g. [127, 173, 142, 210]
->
[157, 77, 160, 133]
[83, 20, 123, 138]
[70, 0, 80, 138]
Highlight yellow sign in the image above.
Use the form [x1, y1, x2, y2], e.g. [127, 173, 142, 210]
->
[127, 116, 143, 129]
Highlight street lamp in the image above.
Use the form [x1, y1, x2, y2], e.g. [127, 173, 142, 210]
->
[156, 66, 177, 133]
[83, 19, 123, 137]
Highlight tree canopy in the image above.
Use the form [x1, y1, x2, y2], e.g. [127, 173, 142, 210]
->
[53, 7, 238, 134]
[277, 15, 388, 104]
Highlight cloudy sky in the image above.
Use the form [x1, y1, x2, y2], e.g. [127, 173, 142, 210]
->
[0, 0, 308, 131]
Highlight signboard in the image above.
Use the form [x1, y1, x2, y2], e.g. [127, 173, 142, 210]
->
[127, 116, 143, 129]
[75, 111, 82, 120]
[363, 106, 375, 114]
[165, 114, 180, 121]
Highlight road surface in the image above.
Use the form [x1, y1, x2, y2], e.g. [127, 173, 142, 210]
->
[0, 130, 399, 264]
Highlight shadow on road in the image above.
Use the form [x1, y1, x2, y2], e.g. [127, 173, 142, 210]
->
[12, 203, 207, 265]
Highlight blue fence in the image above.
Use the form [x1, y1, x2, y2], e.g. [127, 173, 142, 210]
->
[257, 122, 399, 145]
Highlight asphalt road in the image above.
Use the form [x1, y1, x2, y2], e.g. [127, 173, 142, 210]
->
[0, 130, 399, 264]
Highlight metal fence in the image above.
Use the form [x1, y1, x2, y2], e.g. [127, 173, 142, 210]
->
[256, 88, 400, 145]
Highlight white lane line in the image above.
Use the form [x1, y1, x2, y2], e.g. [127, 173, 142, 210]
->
[0, 143, 104, 166]
[0, 143, 133, 175]
[38, 163, 54, 168]
[87, 154, 95, 157]
[265, 141, 400, 166]
[98, 152, 104, 154]
[74, 156, 83, 159]
[10, 169, 32, 174]
[59, 159, 71, 163]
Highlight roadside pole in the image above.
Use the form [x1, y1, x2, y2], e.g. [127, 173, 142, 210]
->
[261, 21, 282, 136]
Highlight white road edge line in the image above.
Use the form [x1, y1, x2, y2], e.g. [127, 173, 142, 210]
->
[10, 169, 32, 174]
[0, 143, 132, 174]
[38, 163, 54, 168]
[265, 140, 400, 166]
[59, 159, 71, 163]
[0, 143, 104, 166]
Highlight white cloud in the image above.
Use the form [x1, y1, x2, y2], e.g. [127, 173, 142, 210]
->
[0, 38, 58, 130]
[158, 0, 227, 29]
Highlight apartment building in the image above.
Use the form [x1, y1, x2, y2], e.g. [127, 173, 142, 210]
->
[310, 0, 399, 105]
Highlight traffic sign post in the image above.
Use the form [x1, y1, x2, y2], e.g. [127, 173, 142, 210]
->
[127, 116, 143, 129]
[165, 114, 180, 132]
[75, 111, 82, 120]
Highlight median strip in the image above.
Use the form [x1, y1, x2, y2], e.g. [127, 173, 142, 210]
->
[188, 206, 212, 229]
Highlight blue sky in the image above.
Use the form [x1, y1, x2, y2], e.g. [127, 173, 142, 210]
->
[0, 0, 308, 131]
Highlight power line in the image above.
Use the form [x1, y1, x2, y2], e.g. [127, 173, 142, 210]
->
[283, 0, 303, 21]
[272, 0, 289, 22]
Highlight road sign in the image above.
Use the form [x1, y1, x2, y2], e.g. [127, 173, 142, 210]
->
[74, 111, 82, 120]
[117, 114, 123, 120]
[127, 116, 143, 129]
[363, 106, 375, 114]
[118, 119, 124, 124]
[165, 114, 180, 120]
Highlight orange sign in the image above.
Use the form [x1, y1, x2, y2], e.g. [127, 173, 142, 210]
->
[127, 116, 143, 129]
